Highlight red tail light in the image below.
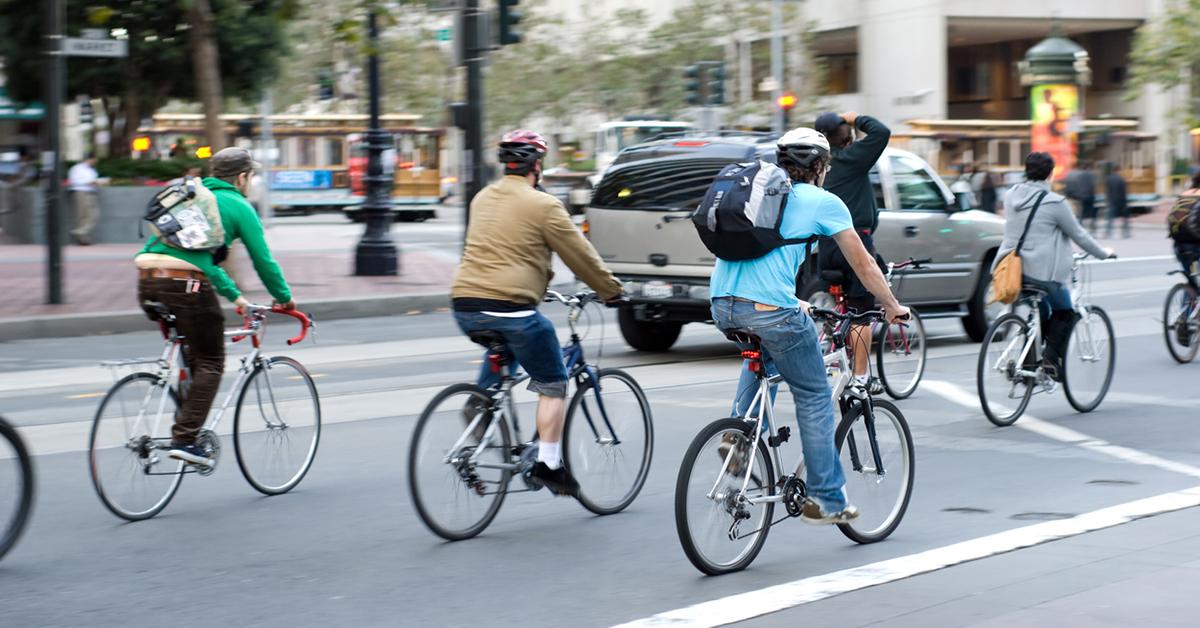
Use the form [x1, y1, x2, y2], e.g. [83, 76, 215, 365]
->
[488, 354, 503, 374]
[740, 350, 760, 360]
[674, 140, 709, 147]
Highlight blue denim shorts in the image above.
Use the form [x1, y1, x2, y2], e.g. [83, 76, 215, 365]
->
[454, 310, 569, 398]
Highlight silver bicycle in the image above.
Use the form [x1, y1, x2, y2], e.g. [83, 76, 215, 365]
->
[88, 304, 320, 521]
[674, 309, 915, 575]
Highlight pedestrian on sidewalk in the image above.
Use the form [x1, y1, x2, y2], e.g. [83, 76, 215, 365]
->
[974, 163, 997, 213]
[1104, 162, 1130, 239]
[1065, 162, 1097, 230]
[68, 154, 101, 245]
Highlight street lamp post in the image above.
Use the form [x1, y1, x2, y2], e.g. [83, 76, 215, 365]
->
[354, 9, 399, 276]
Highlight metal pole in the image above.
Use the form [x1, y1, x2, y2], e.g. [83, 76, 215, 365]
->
[259, 90, 274, 227]
[462, 0, 487, 232]
[354, 9, 399, 275]
[44, 0, 65, 304]
[770, 0, 784, 133]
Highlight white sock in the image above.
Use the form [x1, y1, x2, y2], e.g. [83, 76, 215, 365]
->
[538, 440, 562, 470]
[854, 374, 870, 384]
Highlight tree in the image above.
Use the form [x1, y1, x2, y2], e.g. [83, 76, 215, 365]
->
[1127, 0, 1200, 129]
[188, 0, 225, 151]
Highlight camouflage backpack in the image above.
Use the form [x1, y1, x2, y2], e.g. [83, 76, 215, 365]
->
[1166, 194, 1200, 243]
[143, 177, 226, 252]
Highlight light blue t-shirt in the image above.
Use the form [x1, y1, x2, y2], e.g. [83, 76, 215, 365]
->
[710, 182, 854, 308]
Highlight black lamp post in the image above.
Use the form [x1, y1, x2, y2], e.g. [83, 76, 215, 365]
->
[354, 9, 399, 276]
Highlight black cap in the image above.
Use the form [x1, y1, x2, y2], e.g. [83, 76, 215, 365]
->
[210, 147, 261, 179]
[814, 112, 846, 137]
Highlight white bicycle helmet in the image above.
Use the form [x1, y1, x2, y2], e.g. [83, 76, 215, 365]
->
[777, 127, 831, 169]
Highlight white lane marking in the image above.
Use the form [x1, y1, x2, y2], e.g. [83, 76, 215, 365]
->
[614, 486, 1200, 628]
[923, 379, 1200, 479]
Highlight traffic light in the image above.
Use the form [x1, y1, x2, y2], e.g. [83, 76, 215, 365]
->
[683, 64, 703, 106]
[707, 62, 726, 106]
[777, 92, 797, 126]
[498, 0, 522, 46]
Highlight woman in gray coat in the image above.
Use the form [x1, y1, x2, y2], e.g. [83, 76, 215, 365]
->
[994, 152, 1115, 379]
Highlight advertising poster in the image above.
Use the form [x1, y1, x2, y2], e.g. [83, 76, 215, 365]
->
[1030, 84, 1080, 181]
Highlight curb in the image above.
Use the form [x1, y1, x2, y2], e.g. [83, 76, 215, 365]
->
[0, 292, 454, 343]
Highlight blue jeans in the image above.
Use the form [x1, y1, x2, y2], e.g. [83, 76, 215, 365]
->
[1024, 278, 1072, 320]
[453, 310, 569, 398]
[712, 297, 847, 512]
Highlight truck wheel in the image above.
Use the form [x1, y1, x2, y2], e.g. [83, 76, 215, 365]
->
[618, 307, 682, 352]
[963, 255, 999, 342]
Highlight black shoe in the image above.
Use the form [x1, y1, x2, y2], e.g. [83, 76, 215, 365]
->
[168, 442, 212, 466]
[461, 397, 490, 441]
[528, 462, 580, 497]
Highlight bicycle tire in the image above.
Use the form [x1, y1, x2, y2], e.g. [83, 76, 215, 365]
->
[0, 416, 34, 561]
[408, 383, 513, 541]
[1062, 306, 1116, 413]
[835, 399, 914, 544]
[675, 418, 775, 576]
[564, 368, 654, 516]
[233, 356, 322, 495]
[875, 309, 927, 400]
[88, 372, 184, 521]
[1163, 283, 1200, 364]
[977, 313, 1034, 427]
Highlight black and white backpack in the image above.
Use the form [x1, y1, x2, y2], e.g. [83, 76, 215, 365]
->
[691, 160, 815, 261]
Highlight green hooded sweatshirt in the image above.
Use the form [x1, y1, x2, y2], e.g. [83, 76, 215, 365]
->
[138, 176, 291, 303]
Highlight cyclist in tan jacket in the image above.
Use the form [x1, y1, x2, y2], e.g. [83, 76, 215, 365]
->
[451, 129, 624, 496]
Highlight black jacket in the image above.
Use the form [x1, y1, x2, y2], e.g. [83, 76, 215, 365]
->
[823, 115, 891, 231]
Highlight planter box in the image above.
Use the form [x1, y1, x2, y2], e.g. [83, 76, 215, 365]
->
[0, 185, 158, 244]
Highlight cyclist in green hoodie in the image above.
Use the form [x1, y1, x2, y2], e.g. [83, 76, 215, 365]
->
[133, 147, 294, 467]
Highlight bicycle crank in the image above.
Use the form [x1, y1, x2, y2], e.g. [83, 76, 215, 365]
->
[194, 429, 220, 476]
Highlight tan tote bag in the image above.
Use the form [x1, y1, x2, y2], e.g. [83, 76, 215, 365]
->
[990, 190, 1048, 305]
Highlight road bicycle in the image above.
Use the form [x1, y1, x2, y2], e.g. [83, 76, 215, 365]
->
[0, 415, 34, 561]
[88, 303, 320, 521]
[408, 290, 654, 541]
[977, 253, 1115, 426]
[674, 309, 915, 575]
[816, 257, 929, 399]
[1163, 261, 1200, 363]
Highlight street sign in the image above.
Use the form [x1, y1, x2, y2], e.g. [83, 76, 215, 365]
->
[436, 28, 452, 41]
[63, 37, 128, 58]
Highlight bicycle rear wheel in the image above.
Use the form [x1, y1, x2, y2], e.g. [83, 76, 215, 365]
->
[977, 314, 1034, 427]
[1163, 283, 1200, 364]
[875, 309, 927, 400]
[0, 417, 34, 561]
[836, 399, 914, 544]
[233, 356, 322, 495]
[408, 384, 513, 541]
[88, 372, 184, 521]
[564, 368, 653, 515]
[675, 418, 775, 575]
[1063, 306, 1115, 413]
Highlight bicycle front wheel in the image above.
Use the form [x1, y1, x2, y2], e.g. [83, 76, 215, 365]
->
[408, 384, 513, 541]
[875, 309, 927, 400]
[88, 372, 184, 521]
[0, 417, 34, 561]
[1062, 306, 1115, 413]
[977, 314, 1034, 427]
[836, 399, 914, 544]
[233, 356, 322, 495]
[564, 368, 653, 515]
[1163, 283, 1200, 364]
[675, 418, 775, 575]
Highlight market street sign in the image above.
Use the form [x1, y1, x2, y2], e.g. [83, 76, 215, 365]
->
[63, 37, 128, 58]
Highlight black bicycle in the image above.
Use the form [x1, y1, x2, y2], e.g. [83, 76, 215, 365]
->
[1, 415, 34, 561]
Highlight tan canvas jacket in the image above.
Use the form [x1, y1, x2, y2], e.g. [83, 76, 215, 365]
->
[451, 175, 622, 305]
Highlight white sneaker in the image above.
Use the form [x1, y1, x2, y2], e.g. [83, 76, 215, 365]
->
[801, 500, 859, 525]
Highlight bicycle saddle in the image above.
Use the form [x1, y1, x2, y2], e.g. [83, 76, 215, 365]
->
[142, 301, 176, 323]
[820, 270, 845, 285]
[467, 330, 507, 349]
[1020, 284, 1050, 298]
[723, 328, 762, 348]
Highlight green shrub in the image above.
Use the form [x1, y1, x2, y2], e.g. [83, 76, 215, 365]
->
[94, 157, 206, 183]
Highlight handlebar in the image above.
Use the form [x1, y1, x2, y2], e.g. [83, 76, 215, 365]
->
[234, 304, 314, 345]
[890, 257, 931, 271]
[810, 308, 910, 324]
[544, 290, 627, 308]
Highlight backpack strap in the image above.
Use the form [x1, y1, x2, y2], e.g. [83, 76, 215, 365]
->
[1015, 190, 1049, 254]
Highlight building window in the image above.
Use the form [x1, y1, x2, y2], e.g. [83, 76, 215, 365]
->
[298, 138, 316, 167]
[821, 54, 858, 95]
[327, 139, 344, 167]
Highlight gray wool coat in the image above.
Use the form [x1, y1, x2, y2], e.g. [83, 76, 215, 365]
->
[992, 181, 1109, 285]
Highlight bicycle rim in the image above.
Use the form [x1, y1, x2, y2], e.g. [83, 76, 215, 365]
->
[233, 357, 321, 495]
[1163, 284, 1200, 364]
[565, 369, 654, 515]
[977, 314, 1033, 427]
[1063, 306, 1115, 413]
[88, 373, 184, 521]
[408, 384, 512, 541]
[0, 418, 34, 560]
[675, 419, 774, 575]
[836, 400, 914, 543]
[876, 311, 926, 399]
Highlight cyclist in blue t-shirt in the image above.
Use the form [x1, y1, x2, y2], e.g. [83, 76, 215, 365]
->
[710, 127, 909, 524]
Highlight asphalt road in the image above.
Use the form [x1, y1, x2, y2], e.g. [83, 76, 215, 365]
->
[2, 234, 1199, 626]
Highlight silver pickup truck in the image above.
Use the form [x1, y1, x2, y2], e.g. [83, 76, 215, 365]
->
[584, 134, 1006, 351]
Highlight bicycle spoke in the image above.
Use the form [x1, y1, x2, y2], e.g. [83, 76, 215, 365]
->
[234, 358, 320, 495]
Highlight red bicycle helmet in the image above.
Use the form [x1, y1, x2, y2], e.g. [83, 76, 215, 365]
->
[498, 129, 548, 171]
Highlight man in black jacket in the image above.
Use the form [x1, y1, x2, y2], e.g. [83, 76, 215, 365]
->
[815, 111, 891, 392]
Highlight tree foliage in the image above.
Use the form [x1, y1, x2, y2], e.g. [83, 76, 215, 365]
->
[1127, 0, 1200, 127]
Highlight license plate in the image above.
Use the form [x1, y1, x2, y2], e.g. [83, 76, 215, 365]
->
[642, 281, 673, 299]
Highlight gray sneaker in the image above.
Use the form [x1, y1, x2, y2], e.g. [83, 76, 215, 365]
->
[801, 500, 860, 525]
[717, 433, 749, 476]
